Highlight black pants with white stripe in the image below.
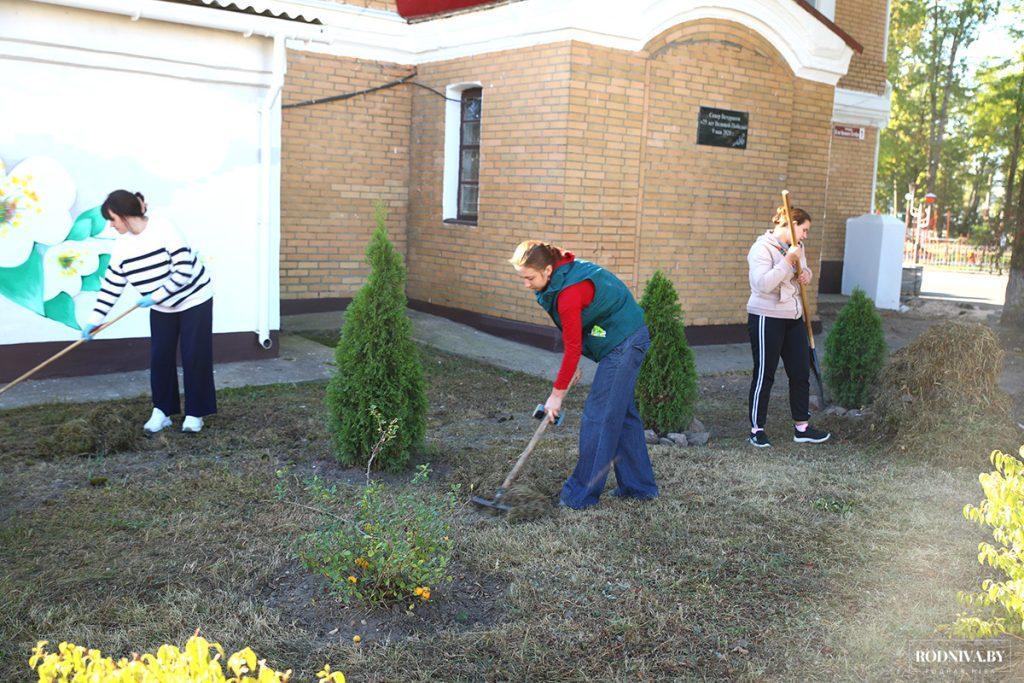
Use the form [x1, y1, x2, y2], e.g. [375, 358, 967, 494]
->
[150, 298, 217, 418]
[748, 313, 810, 431]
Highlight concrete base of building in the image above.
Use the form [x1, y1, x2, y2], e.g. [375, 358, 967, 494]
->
[0, 332, 280, 383]
[281, 297, 353, 315]
[280, 296, 822, 351]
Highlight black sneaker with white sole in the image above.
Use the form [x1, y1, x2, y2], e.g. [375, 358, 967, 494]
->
[749, 431, 771, 448]
[793, 425, 831, 443]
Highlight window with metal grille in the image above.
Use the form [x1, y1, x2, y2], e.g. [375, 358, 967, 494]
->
[457, 88, 481, 222]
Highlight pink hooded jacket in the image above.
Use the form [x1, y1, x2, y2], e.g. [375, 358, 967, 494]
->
[746, 230, 811, 320]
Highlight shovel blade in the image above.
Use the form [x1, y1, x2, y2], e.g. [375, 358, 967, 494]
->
[470, 494, 511, 513]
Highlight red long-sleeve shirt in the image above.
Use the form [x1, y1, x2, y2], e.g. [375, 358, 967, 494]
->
[550, 254, 595, 390]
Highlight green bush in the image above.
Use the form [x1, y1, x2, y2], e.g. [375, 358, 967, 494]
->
[635, 271, 698, 434]
[300, 461, 458, 607]
[823, 287, 886, 408]
[947, 447, 1024, 638]
[325, 204, 426, 470]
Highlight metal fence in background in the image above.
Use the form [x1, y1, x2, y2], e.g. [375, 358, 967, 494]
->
[904, 232, 1010, 272]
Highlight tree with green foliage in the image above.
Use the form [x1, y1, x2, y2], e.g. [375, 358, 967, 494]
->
[635, 271, 698, 434]
[878, 0, 1001, 232]
[823, 288, 887, 409]
[325, 204, 426, 470]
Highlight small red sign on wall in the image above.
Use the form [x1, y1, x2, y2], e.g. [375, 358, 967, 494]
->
[833, 125, 865, 140]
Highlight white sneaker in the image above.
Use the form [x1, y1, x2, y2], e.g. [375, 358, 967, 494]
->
[182, 415, 204, 433]
[144, 407, 172, 433]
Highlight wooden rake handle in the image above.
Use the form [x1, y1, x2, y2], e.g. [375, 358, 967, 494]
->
[0, 304, 141, 397]
[780, 190, 816, 351]
[498, 372, 579, 492]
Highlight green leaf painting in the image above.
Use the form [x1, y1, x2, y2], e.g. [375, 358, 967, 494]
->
[0, 245, 45, 315]
[43, 292, 81, 330]
[65, 206, 107, 241]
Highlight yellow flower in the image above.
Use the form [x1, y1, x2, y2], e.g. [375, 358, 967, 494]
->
[421, 589, 431, 601]
[413, 587, 423, 596]
[355, 557, 369, 569]
[227, 646, 258, 675]
[352, 635, 361, 643]
[28, 641, 48, 669]
[347, 575, 358, 584]
[317, 664, 347, 682]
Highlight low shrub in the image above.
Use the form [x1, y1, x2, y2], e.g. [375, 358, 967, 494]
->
[636, 271, 698, 434]
[302, 408, 457, 606]
[947, 447, 1024, 638]
[300, 464, 458, 607]
[823, 287, 886, 408]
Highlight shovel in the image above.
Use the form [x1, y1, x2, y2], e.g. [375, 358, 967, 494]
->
[780, 190, 828, 406]
[471, 373, 578, 513]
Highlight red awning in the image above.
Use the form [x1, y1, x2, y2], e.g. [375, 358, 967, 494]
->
[396, 0, 498, 19]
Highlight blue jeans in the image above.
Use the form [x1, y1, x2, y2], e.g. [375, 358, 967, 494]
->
[560, 325, 659, 509]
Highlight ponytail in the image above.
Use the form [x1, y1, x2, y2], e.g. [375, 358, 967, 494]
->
[509, 240, 564, 270]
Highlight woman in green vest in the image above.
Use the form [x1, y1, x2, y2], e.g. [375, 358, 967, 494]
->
[510, 240, 659, 509]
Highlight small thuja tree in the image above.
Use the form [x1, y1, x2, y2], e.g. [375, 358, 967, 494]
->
[325, 204, 426, 470]
[823, 287, 887, 408]
[636, 271, 698, 434]
[947, 447, 1024, 638]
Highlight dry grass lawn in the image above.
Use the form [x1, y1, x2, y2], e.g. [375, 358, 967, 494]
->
[0, 341, 1016, 681]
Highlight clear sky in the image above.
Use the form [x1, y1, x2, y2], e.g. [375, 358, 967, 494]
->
[963, 7, 1019, 76]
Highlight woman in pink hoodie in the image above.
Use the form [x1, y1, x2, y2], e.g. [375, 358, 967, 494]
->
[745, 206, 830, 448]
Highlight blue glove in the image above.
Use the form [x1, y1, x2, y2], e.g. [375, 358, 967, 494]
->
[81, 323, 99, 341]
[137, 294, 156, 308]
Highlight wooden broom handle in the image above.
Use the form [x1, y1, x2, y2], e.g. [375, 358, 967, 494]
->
[0, 304, 141, 397]
[780, 190, 816, 350]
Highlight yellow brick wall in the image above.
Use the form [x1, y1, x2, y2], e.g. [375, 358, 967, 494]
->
[280, 51, 413, 301]
[279, 16, 879, 328]
[564, 43, 647, 293]
[402, 21, 834, 329]
[636, 21, 830, 325]
[405, 43, 574, 326]
[836, 0, 888, 95]
[822, 126, 878, 262]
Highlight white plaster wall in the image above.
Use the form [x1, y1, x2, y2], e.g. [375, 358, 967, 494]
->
[0, 1, 280, 345]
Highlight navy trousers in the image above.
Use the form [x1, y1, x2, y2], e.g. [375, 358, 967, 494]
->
[560, 325, 659, 509]
[150, 298, 217, 418]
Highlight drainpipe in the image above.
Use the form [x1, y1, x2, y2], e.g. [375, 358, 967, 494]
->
[256, 34, 286, 350]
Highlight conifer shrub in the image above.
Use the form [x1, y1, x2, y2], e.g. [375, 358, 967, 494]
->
[635, 271, 698, 434]
[325, 204, 426, 470]
[823, 287, 887, 408]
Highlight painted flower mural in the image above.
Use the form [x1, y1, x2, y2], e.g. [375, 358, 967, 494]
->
[0, 156, 113, 330]
[0, 157, 76, 269]
[42, 240, 102, 301]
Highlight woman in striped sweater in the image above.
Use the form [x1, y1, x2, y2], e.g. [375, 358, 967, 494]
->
[81, 190, 215, 433]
